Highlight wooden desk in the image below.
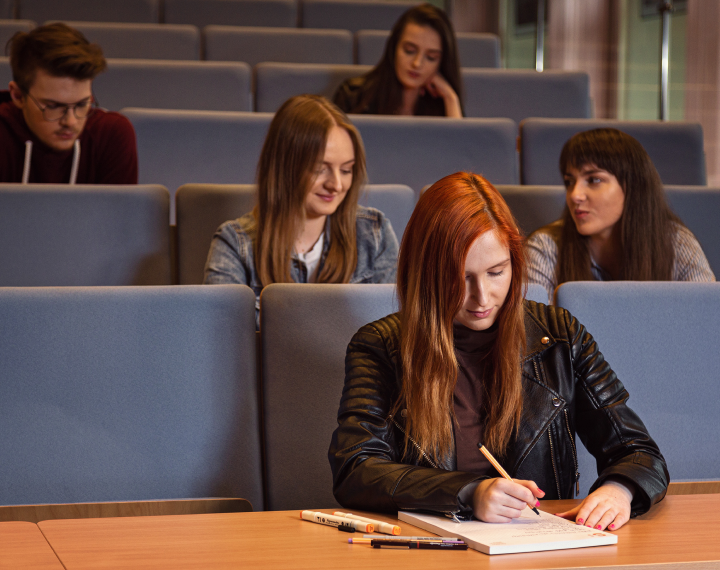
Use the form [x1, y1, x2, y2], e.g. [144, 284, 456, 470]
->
[37, 496, 720, 570]
[0, 521, 64, 569]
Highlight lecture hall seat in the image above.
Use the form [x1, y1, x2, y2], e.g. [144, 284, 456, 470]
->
[0, 19, 35, 50]
[57, 21, 201, 60]
[555, 282, 720, 497]
[260, 283, 398, 510]
[301, 0, 413, 33]
[164, 0, 297, 28]
[0, 184, 171, 286]
[0, 285, 263, 510]
[17, 0, 159, 23]
[176, 183, 415, 285]
[520, 118, 707, 186]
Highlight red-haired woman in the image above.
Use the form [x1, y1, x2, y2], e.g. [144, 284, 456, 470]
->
[329, 172, 668, 530]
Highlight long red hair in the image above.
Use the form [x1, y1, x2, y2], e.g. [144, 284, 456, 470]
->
[396, 172, 527, 461]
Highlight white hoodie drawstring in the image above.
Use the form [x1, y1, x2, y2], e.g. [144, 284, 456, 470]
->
[21, 140, 32, 184]
[69, 139, 80, 185]
[20, 138, 81, 184]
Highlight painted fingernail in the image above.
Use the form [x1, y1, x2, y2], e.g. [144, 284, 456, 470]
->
[577, 518, 584, 524]
[596, 525, 602, 530]
[609, 524, 615, 529]
[538, 488, 544, 493]
[586, 524, 592, 528]
[535, 501, 540, 507]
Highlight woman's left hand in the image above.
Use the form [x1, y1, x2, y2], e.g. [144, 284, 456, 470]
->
[423, 73, 462, 118]
[554, 480, 634, 531]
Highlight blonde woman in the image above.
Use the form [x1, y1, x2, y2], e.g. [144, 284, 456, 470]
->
[204, 95, 399, 320]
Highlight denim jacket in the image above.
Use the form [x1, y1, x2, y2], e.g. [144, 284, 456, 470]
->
[203, 206, 399, 321]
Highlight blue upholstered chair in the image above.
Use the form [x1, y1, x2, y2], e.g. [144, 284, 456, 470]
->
[58, 22, 200, 60]
[204, 26, 353, 66]
[463, 70, 591, 123]
[254, 62, 371, 112]
[175, 183, 414, 285]
[555, 282, 720, 497]
[259, 283, 398, 510]
[520, 119, 707, 186]
[0, 184, 171, 286]
[164, 0, 297, 28]
[301, 0, 410, 33]
[0, 285, 263, 509]
[18, 0, 159, 22]
[94, 60, 251, 112]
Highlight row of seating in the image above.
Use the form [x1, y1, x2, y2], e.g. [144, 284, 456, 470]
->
[2, 281, 718, 510]
[0, 20, 500, 68]
[0, 57, 586, 122]
[118, 111, 706, 219]
[2, 0, 416, 31]
[2, 183, 718, 288]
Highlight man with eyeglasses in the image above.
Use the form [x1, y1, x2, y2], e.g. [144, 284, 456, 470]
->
[0, 23, 137, 184]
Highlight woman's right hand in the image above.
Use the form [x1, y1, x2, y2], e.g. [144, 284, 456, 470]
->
[472, 478, 544, 522]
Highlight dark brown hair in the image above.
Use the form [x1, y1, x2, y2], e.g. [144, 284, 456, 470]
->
[352, 3, 462, 116]
[7, 23, 107, 92]
[396, 172, 526, 462]
[254, 95, 367, 286]
[557, 128, 681, 283]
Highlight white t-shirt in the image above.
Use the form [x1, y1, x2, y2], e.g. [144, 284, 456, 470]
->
[294, 233, 325, 283]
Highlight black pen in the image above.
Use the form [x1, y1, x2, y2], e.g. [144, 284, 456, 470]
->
[372, 540, 468, 550]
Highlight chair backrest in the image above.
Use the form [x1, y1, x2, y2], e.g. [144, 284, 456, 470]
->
[0, 285, 263, 509]
[520, 119, 707, 186]
[176, 183, 414, 285]
[204, 26, 353, 66]
[123, 109, 273, 221]
[352, 115, 519, 195]
[555, 282, 720, 496]
[495, 185, 565, 238]
[355, 30, 500, 68]
[301, 0, 412, 33]
[58, 21, 200, 60]
[462, 70, 590, 123]
[0, 19, 35, 51]
[0, 184, 171, 286]
[260, 283, 398, 510]
[126, 110, 517, 218]
[164, 0, 297, 28]
[94, 59, 251, 112]
[665, 186, 720, 277]
[18, 0, 159, 22]
[254, 62, 371, 112]
[525, 282, 549, 304]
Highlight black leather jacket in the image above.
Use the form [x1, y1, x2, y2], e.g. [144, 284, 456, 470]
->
[329, 301, 669, 519]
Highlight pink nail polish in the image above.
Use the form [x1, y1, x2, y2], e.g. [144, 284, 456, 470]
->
[595, 525, 602, 530]
[538, 488, 544, 493]
[535, 501, 540, 507]
[609, 524, 615, 529]
[577, 518, 584, 524]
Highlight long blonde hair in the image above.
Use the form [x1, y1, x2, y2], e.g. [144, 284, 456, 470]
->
[254, 95, 367, 285]
[395, 172, 527, 462]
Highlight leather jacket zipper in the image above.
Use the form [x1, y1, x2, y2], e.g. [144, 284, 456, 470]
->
[564, 409, 580, 497]
[389, 415, 465, 521]
[547, 430, 562, 499]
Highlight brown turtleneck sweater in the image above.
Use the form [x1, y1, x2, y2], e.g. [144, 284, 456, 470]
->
[453, 321, 498, 476]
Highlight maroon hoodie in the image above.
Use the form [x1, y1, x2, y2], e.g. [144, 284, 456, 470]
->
[0, 91, 138, 184]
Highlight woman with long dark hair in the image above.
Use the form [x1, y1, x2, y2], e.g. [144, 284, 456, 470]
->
[333, 3, 463, 117]
[527, 128, 714, 304]
[204, 95, 399, 321]
[329, 172, 668, 529]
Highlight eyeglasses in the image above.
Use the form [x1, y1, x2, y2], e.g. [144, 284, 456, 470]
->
[25, 92, 96, 122]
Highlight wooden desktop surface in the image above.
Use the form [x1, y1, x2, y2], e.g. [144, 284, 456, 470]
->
[37, 495, 720, 570]
[0, 521, 64, 569]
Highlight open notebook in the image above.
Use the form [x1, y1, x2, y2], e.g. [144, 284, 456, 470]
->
[398, 508, 617, 555]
